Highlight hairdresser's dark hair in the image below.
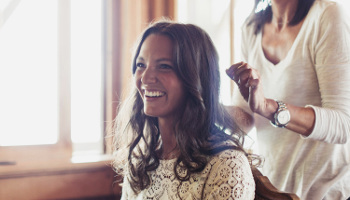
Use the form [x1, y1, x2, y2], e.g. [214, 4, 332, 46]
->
[248, 0, 315, 34]
[113, 21, 245, 194]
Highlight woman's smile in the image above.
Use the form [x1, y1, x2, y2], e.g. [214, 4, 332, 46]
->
[143, 90, 166, 98]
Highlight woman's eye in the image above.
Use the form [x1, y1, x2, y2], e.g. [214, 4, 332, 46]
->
[159, 64, 173, 69]
[136, 63, 145, 68]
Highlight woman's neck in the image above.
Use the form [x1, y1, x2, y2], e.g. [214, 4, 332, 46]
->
[158, 118, 179, 159]
[270, 0, 298, 28]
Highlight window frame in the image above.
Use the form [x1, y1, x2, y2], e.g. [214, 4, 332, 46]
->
[0, 0, 105, 163]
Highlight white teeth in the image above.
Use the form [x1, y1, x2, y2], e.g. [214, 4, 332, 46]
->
[144, 90, 165, 97]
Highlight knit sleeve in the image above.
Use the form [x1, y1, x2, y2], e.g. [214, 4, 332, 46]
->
[306, 3, 350, 144]
[202, 150, 255, 200]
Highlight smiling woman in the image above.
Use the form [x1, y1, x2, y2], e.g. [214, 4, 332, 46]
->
[113, 21, 256, 199]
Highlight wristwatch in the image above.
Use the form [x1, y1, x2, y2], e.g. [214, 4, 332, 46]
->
[270, 100, 290, 128]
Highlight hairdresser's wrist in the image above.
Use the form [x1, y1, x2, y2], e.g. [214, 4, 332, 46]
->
[255, 98, 278, 121]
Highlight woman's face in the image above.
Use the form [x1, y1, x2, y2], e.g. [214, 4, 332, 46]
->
[135, 34, 187, 121]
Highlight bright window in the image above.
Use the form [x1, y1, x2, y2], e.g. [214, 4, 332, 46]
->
[0, 0, 103, 156]
[0, 0, 58, 146]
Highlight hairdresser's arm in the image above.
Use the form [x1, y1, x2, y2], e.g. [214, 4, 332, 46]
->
[226, 62, 316, 137]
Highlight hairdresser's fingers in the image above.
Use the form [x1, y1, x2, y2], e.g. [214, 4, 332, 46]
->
[234, 63, 249, 76]
[226, 62, 244, 73]
[247, 78, 259, 91]
[226, 62, 245, 80]
[245, 71, 267, 114]
[238, 68, 255, 87]
[236, 70, 254, 102]
[233, 63, 250, 83]
[226, 62, 255, 102]
[244, 68, 260, 88]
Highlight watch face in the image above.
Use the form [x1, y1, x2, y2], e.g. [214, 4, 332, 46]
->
[277, 110, 291, 125]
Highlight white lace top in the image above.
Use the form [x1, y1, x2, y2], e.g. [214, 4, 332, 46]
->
[121, 149, 255, 200]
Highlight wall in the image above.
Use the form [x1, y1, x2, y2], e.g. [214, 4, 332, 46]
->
[0, 160, 121, 200]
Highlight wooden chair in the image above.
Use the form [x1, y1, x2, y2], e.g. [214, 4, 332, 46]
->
[252, 167, 300, 200]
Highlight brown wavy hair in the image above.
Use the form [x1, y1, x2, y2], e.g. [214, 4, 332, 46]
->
[113, 21, 245, 194]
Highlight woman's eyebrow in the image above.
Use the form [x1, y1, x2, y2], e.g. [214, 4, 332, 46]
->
[136, 57, 173, 63]
[156, 58, 173, 63]
[136, 57, 144, 61]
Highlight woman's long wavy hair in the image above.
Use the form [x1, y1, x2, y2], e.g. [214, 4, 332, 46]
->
[248, 0, 315, 34]
[113, 21, 245, 194]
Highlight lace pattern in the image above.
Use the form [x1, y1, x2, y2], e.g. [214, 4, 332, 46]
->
[121, 149, 255, 200]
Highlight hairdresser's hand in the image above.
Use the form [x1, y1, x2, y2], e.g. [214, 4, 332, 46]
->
[226, 62, 271, 118]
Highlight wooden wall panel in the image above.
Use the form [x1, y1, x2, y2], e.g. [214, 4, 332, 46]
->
[0, 164, 121, 200]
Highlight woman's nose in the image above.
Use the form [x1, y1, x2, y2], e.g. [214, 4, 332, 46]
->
[141, 66, 157, 84]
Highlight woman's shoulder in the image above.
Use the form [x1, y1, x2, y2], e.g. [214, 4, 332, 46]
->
[202, 149, 255, 199]
[309, 0, 347, 21]
[313, 0, 341, 9]
[306, 0, 350, 42]
[208, 148, 250, 167]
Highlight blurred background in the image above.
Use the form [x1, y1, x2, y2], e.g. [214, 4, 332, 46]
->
[0, 0, 348, 199]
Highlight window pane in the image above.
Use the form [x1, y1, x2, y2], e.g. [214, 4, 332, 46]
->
[0, 0, 58, 146]
[70, 0, 102, 146]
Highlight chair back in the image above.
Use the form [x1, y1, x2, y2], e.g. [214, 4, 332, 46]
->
[252, 167, 300, 200]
